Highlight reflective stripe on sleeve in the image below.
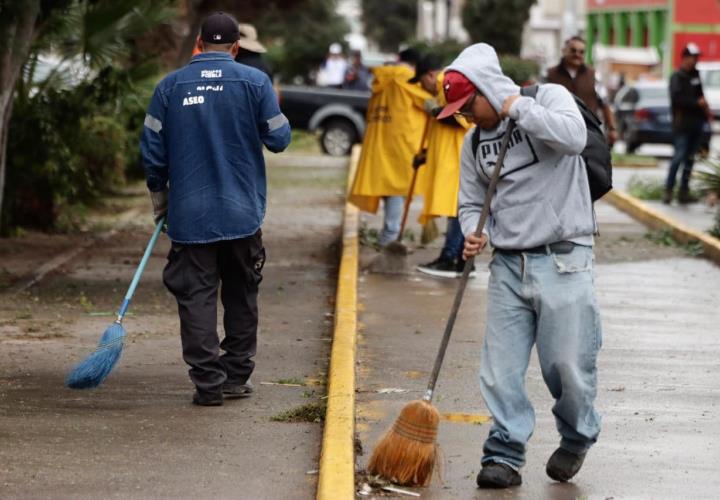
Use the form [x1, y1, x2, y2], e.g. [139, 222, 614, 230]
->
[144, 114, 163, 133]
[267, 113, 289, 132]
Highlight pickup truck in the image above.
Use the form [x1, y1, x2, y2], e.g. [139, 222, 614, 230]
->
[279, 85, 370, 156]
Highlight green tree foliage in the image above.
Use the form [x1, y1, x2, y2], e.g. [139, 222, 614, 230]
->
[462, 0, 536, 55]
[499, 55, 539, 84]
[257, 0, 349, 83]
[2, 0, 173, 232]
[361, 0, 417, 52]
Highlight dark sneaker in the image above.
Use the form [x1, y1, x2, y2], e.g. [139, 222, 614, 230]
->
[678, 190, 699, 204]
[546, 448, 586, 482]
[455, 259, 477, 278]
[476, 462, 522, 489]
[222, 380, 254, 399]
[192, 390, 223, 406]
[662, 190, 673, 204]
[417, 257, 459, 278]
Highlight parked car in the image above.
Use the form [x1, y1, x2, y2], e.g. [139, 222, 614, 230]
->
[698, 61, 720, 119]
[613, 81, 712, 153]
[279, 85, 370, 156]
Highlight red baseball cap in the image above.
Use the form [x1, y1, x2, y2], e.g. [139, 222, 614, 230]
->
[436, 70, 477, 119]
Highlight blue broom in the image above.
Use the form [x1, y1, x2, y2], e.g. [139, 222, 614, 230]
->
[66, 217, 165, 389]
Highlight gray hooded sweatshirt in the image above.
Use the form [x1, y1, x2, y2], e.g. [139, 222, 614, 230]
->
[447, 44, 595, 249]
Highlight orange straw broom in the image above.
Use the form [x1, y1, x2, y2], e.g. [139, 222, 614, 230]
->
[367, 120, 516, 486]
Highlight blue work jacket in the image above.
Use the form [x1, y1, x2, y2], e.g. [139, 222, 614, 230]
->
[140, 52, 291, 243]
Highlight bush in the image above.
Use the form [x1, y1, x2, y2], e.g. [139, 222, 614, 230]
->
[3, 68, 145, 231]
[499, 55, 540, 85]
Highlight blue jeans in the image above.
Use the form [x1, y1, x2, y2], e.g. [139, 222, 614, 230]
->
[666, 124, 704, 192]
[480, 246, 602, 469]
[379, 196, 404, 246]
[440, 217, 465, 261]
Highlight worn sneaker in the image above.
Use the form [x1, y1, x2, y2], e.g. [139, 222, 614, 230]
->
[546, 448, 586, 482]
[192, 390, 223, 406]
[417, 257, 460, 278]
[476, 462, 522, 489]
[222, 380, 254, 399]
[662, 190, 673, 205]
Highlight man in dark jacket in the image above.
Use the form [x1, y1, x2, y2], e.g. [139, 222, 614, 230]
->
[664, 43, 712, 204]
[234, 23, 273, 81]
[140, 12, 291, 406]
[546, 36, 617, 146]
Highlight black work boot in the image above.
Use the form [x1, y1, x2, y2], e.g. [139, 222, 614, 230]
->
[222, 379, 254, 399]
[476, 462, 522, 489]
[662, 190, 673, 204]
[678, 190, 699, 204]
[546, 448, 586, 482]
[192, 390, 223, 406]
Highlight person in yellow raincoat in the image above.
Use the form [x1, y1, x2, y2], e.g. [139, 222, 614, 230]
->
[348, 48, 432, 246]
[412, 62, 474, 278]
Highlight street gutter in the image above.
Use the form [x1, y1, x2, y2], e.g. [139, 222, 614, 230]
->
[317, 147, 360, 500]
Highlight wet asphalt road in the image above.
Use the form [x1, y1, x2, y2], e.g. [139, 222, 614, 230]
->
[355, 200, 720, 499]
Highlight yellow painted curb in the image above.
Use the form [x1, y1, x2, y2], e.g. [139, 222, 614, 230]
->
[604, 190, 720, 264]
[317, 146, 360, 500]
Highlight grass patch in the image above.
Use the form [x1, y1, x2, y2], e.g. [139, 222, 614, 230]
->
[267, 165, 346, 190]
[271, 401, 326, 423]
[626, 175, 703, 201]
[286, 130, 321, 154]
[272, 377, 305, 386]
[645, 229, 704, 256]
[612, 152, 658, 167]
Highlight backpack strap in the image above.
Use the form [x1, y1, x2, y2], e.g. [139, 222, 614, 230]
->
[520, 84, 539, 99]
[471, 126, 481, 160]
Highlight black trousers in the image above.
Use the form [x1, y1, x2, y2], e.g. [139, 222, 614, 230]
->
[163, 231, 265, 394]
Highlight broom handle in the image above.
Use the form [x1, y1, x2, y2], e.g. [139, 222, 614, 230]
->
[423, 120, 516, 402]
[396, 117, 432, 243]
[116, 217, 166, 323]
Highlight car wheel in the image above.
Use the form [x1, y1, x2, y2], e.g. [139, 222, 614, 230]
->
[320, 119, 357, 157]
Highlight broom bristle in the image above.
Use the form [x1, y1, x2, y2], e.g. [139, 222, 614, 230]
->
[66, 322, 125, 389]
[368, 400, 440, 486]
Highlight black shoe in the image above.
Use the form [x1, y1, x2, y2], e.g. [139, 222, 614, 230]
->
[192, 390, 223, 406]
[417, 257, 459, 278]
[476, 462, 522, 489]
[222, 380, 254, 398]
[662, 190, 673, 204]
[678, 190, 699, 204]
[546, 448, 586, 482]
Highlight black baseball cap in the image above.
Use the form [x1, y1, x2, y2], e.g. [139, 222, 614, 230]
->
[398, 48, 421, 66]
[200, 12, 240, 44]
[408, 54, 442, 83]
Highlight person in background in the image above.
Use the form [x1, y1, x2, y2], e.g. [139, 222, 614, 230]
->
[140, 12, 291, 406]
[234, 23, 273, 81]
[663, 42, 713, 204]
[411, 55, 475, 278]
[316, 43, 348, 88]
[349, 48, 430, 246]
[546, 36, 618, 146]
[342, 50, 371, 91]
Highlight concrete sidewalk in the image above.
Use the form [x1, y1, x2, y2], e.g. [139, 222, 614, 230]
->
[0, 154, 347, 499]
[612, 163, 717, 234]
[355, 199, 720, 498]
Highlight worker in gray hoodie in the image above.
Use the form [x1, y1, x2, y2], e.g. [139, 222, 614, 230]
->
[436, 43, 602, 489]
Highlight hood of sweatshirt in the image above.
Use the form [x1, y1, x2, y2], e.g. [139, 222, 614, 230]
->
[445, 43, 519, 114]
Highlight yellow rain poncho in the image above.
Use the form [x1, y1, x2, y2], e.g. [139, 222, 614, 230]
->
[416, 73, 472, 225]
[349, 65, 432, 213]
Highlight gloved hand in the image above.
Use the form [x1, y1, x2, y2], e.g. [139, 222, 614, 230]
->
[149, 188, 168, 225]
[423, 98, 439, 115]
[412, 149, 427, 169]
